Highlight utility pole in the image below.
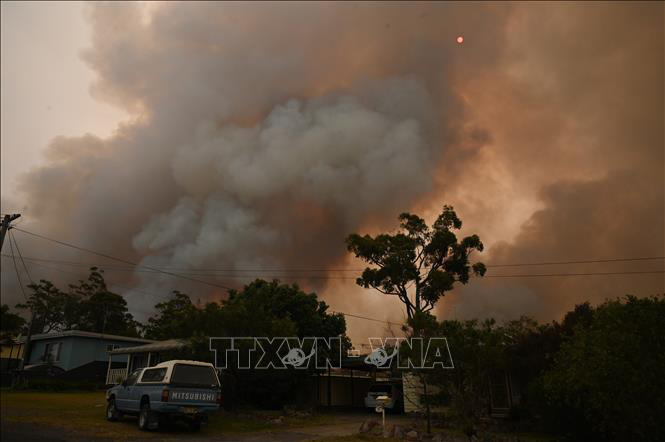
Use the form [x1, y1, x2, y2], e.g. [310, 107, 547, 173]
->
[0, 213, 21, 251]
[0, 213, 33, 374]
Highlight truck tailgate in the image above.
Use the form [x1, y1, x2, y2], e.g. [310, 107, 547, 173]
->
[169, 388, 217, 404]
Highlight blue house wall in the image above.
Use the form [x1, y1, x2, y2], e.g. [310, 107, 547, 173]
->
[28, 336, 141, 371]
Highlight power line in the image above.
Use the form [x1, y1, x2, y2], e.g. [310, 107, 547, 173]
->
[4, 254, 663, 279]
[336, 311, 403, 327]
[12, 227, 236, 292]
[8, 253, 400, 328]
[2, 250, 663, 274]
[6, 228, 663, 328]
[5, 230, 409, 329]
[487, 270, 665, 278]
[10, 230, 34, 285]
[3, 253, 663, 280]
[7, 232, 28, 302]
[487, 256, 665, 268]
[15, 258, 167, 318]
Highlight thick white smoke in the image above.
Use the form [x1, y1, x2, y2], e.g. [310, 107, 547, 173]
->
[2, 2, 662, 339]
[135, 78, 434, 268]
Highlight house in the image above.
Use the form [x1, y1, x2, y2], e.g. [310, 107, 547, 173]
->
[401, 369, 523, 417]
[311, 355, 399, 409]
[1, 337, 25, 387]
[10, 330, 153, 383]
[1, 337, 24, 369]
[402, 372, 446, 414]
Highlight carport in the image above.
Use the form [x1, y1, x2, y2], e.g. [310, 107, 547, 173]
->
[314, 355, 401, 408]
[105, 339, 187, 384]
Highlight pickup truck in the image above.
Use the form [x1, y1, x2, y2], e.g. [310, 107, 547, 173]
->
[106, 360, 221, 431]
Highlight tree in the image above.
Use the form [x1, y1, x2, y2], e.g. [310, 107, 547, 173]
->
[16, 268, 139, 336]
[401, 313, 507, 435]
[67, 267, 140, 336]
[346, 205, 486, 320]
[1, 304, 26, 338]
[540, 295, 665, 441]
[16, 279, 68, 334]
[218, 279, 350, 408]
[142, 279, 350, 409]
[221, 279, 348, 342]
[347, 206, 485, 434]
[143, 291, 201, 340]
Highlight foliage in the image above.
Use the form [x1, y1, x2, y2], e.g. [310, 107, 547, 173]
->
[143, 291, 203, 340]
[15, 268, 140, 336]
[143, 279, 350, 409]
[14, 378, 101, 391]
[1, 304, 26, 338]
[406, 299, 664, 440]
[218, 279, 350, 409]
[422, 315, 512, 427]
[69, 268, 140, 336]
[346, 205, 485, 319]
[539, 295, 665, 441]
[15, 279, 67, 334]
[222, 279, 349, 342]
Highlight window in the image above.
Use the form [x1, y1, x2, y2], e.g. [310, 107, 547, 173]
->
[125, 369, 142, 386]
[43, 342, 61, 362]
[140, 368, 167, 383]
[171, 364, 219, 387]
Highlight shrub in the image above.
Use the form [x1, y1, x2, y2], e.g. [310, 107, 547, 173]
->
[540, 295, 665, 441]
[15, 378, 101, 391]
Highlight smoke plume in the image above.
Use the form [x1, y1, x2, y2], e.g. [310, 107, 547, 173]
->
[1, 2, 662, 341]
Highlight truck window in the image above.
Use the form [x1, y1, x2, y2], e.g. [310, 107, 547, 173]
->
[140, 367, 167, 383]
[126, 369, 142, 386]
[170, 364, 219, 387]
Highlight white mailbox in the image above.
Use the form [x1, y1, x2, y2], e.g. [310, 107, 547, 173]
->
[374, 395, 390, 429]
[375, 395, 390, 407]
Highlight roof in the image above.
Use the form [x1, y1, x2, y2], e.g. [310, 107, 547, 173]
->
[152, 360, 215, 369]
[18, 330, 154, 345]
[340, 355, 392, 371]
[108, 339, 187, 355]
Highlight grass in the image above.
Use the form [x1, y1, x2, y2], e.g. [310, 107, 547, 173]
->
[1, 391, 559, 441]
[0, 390, 334, 440]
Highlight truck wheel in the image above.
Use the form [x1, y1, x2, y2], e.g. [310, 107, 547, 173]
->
[138, 402, 157, 431]
[189, 418, 201, 432]
[106, 398, 121, 422]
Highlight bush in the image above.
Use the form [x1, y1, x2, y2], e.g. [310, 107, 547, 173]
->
[540, 295, 665, 441]
[15, 378, 101, 391]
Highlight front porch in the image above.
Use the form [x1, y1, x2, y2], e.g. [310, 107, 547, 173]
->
[105, 339, 187, 384]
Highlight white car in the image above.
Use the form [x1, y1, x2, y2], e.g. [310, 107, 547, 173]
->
[364, 383, 402, 410]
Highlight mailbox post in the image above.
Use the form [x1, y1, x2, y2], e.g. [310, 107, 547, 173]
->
[375, 395, 390, 431]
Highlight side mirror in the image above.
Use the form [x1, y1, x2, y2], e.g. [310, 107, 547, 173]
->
[121, 380, 128, 387]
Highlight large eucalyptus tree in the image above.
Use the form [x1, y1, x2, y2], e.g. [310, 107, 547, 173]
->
[346, 205, 486, 320]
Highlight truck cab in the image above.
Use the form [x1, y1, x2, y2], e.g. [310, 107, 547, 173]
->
[106, 360, 221, 431]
